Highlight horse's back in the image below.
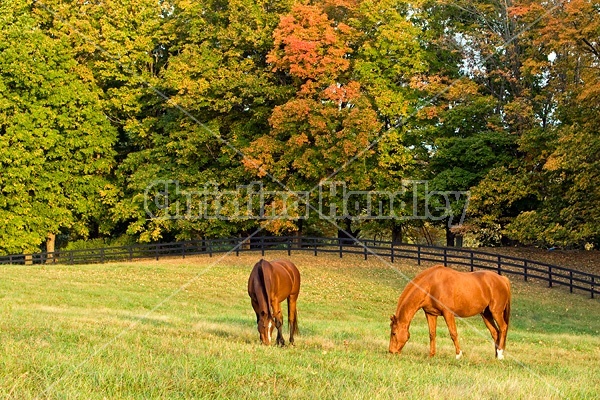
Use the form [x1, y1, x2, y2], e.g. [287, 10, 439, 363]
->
[461, 269, 511, 312]
[271, 259, 299, 273]
[422, 266, 510, 317]
[473, 270, 511, 297]
[429, 267, 509, 293]
[271, 259, 300, 289]
[253, 259, 300, 300]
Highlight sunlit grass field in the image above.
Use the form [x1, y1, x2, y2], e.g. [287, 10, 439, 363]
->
[0, 251, 598, 399]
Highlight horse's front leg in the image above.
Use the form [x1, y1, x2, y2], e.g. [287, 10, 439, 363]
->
[425, 312, 437, 357]
[442, 311, 462, 359]
[251, 299, 260, 324]
[272, 303, 285, 346]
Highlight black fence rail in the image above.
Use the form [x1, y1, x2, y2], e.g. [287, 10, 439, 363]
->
[1, 236, 598, 299]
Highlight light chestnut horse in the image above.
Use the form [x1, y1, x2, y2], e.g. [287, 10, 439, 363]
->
[389, 265, 511, 359]
[248, 259, 300, 346]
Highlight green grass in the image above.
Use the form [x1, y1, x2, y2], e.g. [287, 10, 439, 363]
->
[0, 252, 598, 399]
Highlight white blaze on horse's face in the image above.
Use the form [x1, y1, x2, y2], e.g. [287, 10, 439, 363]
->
[258, 311, 273, 345]
[267, 320, 273, 343]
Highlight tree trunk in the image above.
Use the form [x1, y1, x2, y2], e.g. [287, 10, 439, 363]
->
[294, 219, 303, 245]
[338, 218, 360, 243]
[445, 224, 455, 247]
[241, 234, 251, 250]
[455, 234, 463, 248]
[46, 232, 56, 263]
[391, 222, 403, 244]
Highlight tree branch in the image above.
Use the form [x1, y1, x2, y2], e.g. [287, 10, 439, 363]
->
[581, 37, 600, 60]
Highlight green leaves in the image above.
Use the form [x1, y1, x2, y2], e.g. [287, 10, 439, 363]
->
[0, 0, 117, 253]
[1, 0, 598, 249]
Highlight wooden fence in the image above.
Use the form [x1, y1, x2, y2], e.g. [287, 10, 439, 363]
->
[1, 236, 598, 299]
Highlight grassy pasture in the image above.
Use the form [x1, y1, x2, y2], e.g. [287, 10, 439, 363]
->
[0, 252, 598, 399]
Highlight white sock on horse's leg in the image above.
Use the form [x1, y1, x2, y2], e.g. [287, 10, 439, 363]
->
[497, 349, 504, 360]
[456, 350, 463, 360]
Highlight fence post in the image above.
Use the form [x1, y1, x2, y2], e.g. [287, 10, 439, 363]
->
[592, 277, 595, 299]
[339, 238, 343, 259]
[497, 255, 501, 275]
[443, 248, 447, 266]
[261, 237, 265, 257]
[314, 239, 317, 257]
[69, 251, 74, 265]
[182, 242, 186, 259]
[470, 252, 474, 272]
[417, 245, 421, 266]
[548, 266, 553, 288]
[9, 255, 12, 265]
[524, 260, 528, 282]
[101, 248, 105, 264]
[209, 240, 212, 257]
[155, 243, 159, 261]
[569, 270, 573, 293]
[364, 244, 368, 260]
[287, 238, 291, 257]
[236, 238, 240, 257]
[390, 242, 394, 263]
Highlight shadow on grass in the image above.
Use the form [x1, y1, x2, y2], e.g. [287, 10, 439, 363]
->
[193, 316, 256, 344]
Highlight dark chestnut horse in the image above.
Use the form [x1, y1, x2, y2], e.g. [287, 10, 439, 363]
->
[389, 265, 511, 359]
[248, 259, 300, 346]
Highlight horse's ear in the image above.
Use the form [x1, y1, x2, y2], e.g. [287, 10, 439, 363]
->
[390, 314, 396, 322]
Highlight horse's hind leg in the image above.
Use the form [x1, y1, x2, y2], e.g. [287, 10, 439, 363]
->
[481, 307, 500, 356]
[288, 294, 299, 345]
[489, 307, 509, 359]
[442, 311, 462, 359]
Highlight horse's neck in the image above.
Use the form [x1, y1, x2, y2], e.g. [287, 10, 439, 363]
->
[395, 284, 423, 324]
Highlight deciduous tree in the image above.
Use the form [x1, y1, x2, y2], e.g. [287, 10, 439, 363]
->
[0, 0, 116, 254]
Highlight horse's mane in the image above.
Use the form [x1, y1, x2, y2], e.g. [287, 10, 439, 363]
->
[258, 259, 274, 318]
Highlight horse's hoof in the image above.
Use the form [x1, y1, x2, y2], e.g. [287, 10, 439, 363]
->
[497, 349, 504, 360]
[455, 350, 463, 360]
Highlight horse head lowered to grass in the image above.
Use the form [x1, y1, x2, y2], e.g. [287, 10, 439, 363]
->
[389, 265, 511, 359]
[248, 259, 300, 346]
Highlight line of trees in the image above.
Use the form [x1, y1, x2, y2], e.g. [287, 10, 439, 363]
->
[1, 0, 599, 254]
